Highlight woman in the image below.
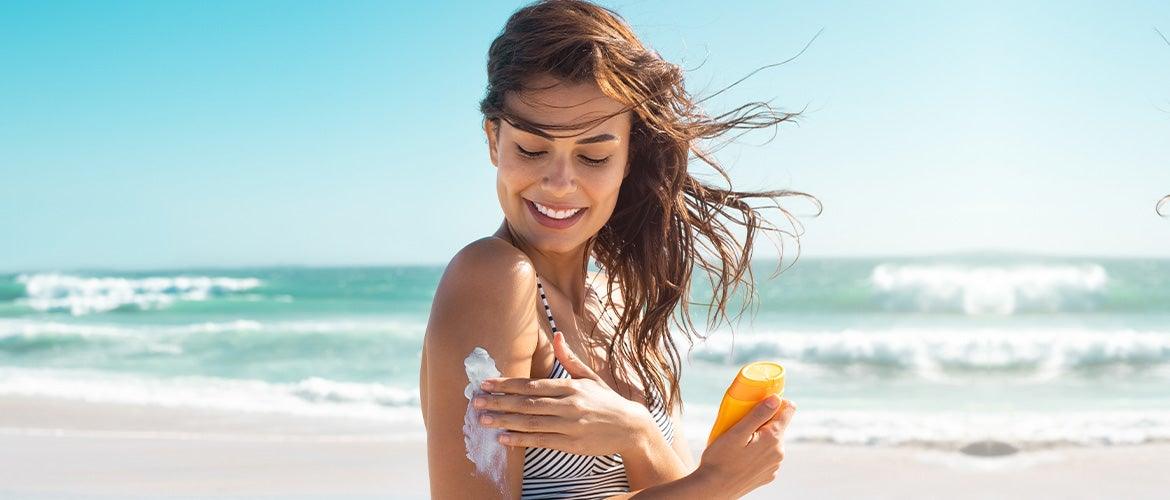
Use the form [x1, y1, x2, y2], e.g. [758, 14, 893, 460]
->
[420, 1, 814, 498]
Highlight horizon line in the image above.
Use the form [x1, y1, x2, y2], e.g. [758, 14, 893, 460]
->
[5, 250, 1170, 275]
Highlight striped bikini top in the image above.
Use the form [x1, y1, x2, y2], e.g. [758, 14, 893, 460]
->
[521, 275, 675, 500]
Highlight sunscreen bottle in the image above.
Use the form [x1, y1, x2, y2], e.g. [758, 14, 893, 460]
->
[707, 361, 786, 446]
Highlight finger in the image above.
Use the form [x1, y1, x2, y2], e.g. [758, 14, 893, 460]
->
[481, 376, 573, 397]
[763, 399, 796, 421]
[759, 400, 797, 439]
[768, 400, 798, 437]
[498, 431, 572, 450]
[552, 331, 605, 385]
[726, 395, 782, 444]
[482, 412, 567, 433]
[748, 430, 761, 445]
[476, 394, 569, 415]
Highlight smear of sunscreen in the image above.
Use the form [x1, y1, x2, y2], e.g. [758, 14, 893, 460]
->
[463, 346, 507, 494]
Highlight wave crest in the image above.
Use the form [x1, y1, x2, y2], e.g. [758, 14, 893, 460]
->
[14, 273, 263, 315]
[0, 368, 419, 421]
[870, 264, 1108, 315]
[692, 329, 1170, 379]
[681, 407, 1170, 449]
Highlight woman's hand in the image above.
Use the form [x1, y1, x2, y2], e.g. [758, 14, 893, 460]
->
[692, 395, 797, 499]
[472, 331, 657, 456]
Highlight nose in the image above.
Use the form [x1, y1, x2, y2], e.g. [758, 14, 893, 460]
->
[541, 154, 577, 197]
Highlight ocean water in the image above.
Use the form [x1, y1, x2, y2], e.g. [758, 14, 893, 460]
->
[2, 256, 1168, 451]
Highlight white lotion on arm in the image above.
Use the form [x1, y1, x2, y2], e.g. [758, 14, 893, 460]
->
[463, 346, 508, 494]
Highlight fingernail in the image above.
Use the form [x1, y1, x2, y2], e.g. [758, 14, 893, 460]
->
[765, 396, 780, 409]
[480, 380, 493, 390]
[480, 415, 493, 425]
[473, 398, 486, 408]
[499, 434, 510, 444]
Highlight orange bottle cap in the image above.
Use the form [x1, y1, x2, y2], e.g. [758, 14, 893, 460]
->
[727, 361, 785, 401]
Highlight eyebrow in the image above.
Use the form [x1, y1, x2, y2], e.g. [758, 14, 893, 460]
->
[514, 123, 619, 144]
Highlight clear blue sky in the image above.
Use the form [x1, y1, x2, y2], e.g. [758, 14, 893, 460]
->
[3, 0, 1169, 272]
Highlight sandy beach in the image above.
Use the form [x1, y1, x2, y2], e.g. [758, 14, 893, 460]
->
[0, 395, 1166, 499]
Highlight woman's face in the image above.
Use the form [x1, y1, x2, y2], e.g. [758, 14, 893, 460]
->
[485, 75, 632, 255]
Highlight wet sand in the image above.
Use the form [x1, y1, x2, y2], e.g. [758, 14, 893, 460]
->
[1, 395, 1166, 499]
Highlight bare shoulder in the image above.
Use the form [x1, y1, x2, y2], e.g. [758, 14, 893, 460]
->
[420, 236, 539, 497]
[453, 236, 536, 281]
[426, 236, 539, 355]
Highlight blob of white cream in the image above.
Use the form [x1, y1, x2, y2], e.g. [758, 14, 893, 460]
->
[463, 346, 508, 493]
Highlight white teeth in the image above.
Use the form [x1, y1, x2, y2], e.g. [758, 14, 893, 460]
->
[532, 201, 583, 220]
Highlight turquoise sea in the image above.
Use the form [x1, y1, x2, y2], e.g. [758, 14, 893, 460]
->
[2, 255, 1168, 450]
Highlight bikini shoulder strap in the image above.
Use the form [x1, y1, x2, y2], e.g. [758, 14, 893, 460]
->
[535, 275, 559, 335]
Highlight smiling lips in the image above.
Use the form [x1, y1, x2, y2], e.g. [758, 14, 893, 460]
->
[525, 198, 588, 229]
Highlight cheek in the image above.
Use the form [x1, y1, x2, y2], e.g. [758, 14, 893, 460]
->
[584, 172, 626, 221]
[494, 160, 527, 196]
[496, 155, 537, 183]
[495, 160, 538, 214]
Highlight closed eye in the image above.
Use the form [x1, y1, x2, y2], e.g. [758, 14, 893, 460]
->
[516, 145, 545, 158]
[516, 145, 610, 166]
[580, 155, 609, 166]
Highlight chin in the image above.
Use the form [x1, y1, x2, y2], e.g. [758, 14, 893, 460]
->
[516, 223, 595, 254]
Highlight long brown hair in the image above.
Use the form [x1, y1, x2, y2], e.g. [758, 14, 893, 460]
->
[480, 0, 821, 412]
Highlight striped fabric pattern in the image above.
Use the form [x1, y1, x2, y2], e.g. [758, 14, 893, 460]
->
[521, 276, 675, 500]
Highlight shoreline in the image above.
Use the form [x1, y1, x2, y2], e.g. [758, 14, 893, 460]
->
[1, 395, 1167, 499]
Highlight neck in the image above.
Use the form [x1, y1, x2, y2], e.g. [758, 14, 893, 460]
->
[495, 220, 593, 315]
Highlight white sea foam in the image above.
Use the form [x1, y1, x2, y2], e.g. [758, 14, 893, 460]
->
[15, 273, 263, 315]
[0, 319, 135, 340]
[0, 318, 427, 340]
[0, 427, 408, 443]
[5, 366, 1170, 451]
[691, 328, 1170, 379]
[870, 263, 1108, 315]
[0, 319, 184, 355]
[681, 404, 1170, 450]
[0, 367, 420, 422]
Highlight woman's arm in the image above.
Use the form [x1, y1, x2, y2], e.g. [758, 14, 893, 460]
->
[619, 381, 696, 489]
[667, 398, 698, 470]
[422, 239, 542, 500]
[574, 272, 695, 488]
[616, 397, 798, 499]
[608, 468, 722, 499]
